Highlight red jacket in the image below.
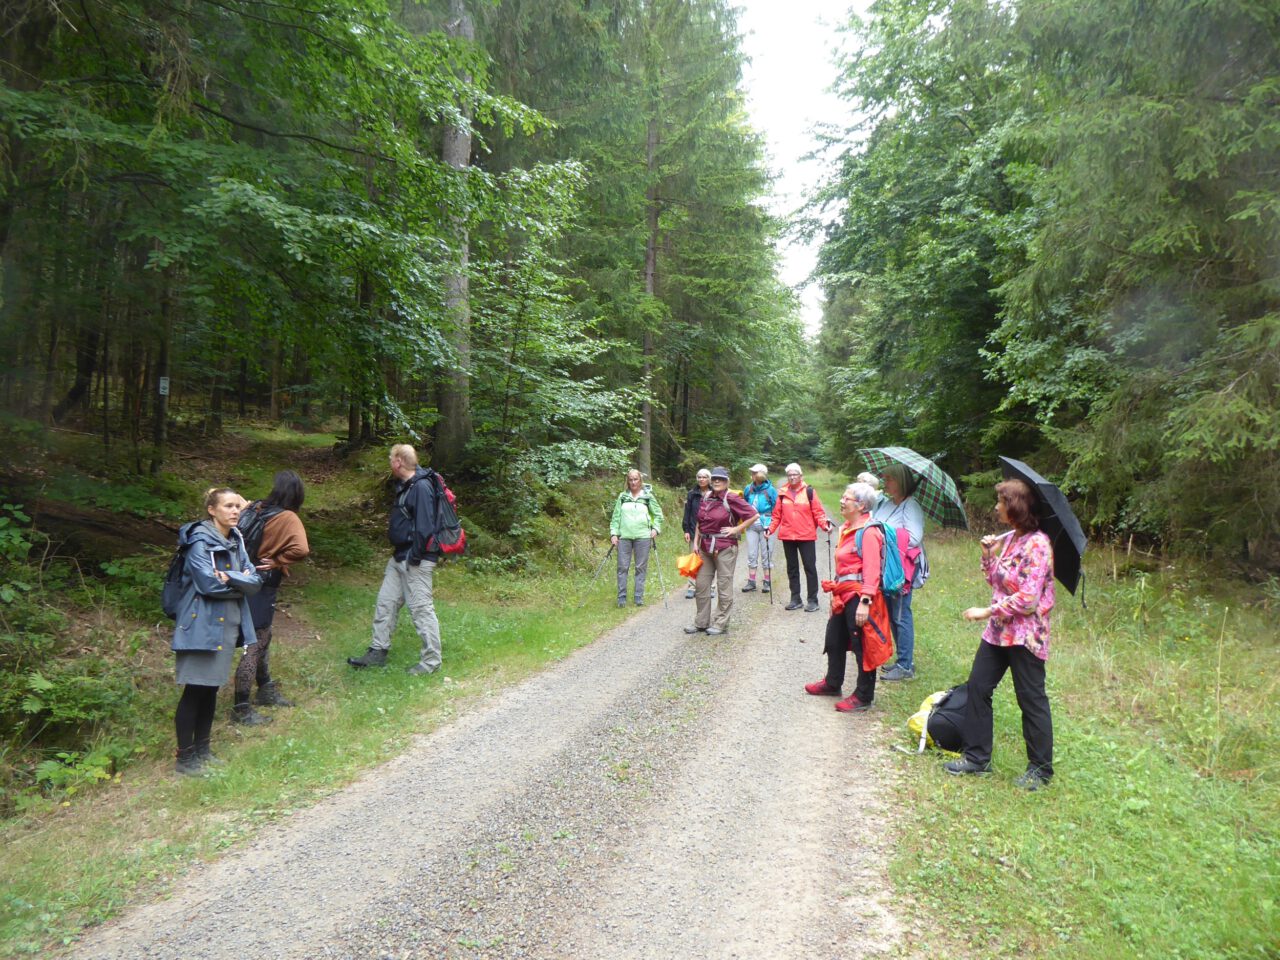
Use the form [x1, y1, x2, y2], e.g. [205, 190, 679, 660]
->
[767, 482, 830, 541]
[833, 518, 883, 600]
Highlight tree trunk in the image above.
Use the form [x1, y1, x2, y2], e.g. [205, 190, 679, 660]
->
[433, 0, 475, 474]
[100, 322, 110, 450]
[268, 339, 281, 420]
[150, 284, 172, 476]
[51, 323, 100, 424]
[210, 354, 224, 432]
[639, 114, 660, 479]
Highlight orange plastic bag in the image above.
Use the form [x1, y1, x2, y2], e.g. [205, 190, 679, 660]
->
[676, 551, 703, 579]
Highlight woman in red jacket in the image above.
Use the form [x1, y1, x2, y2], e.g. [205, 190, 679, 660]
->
[767, 463, 833, 612]
[805, 482, 893, 712]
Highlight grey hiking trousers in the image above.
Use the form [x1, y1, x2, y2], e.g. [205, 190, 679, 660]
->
[616, 537, 652, 604]
[370, 557, 442, 670]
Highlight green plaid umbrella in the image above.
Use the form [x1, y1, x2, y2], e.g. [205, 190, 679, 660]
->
[858, 447, 969, 530]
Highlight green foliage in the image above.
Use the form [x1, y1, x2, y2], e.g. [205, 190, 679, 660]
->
[15, 662, 136, 741]
[45, 475, 184, 521]
[32, 743, 135, 800]
[815, 0, 1280, 567]
[0, 505, 33, 567]
[478, 0, 817, 480]
[98, 555, 167, 621]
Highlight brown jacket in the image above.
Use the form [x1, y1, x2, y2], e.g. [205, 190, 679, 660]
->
[258, 509, 310, 572]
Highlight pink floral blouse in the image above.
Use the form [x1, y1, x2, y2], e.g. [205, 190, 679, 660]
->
[981, 530, 1056, 660]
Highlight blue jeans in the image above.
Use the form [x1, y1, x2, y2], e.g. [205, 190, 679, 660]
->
[886, 589, 915, 671]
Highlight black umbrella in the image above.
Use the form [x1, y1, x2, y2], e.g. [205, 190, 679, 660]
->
[997, 457, 1087, 597]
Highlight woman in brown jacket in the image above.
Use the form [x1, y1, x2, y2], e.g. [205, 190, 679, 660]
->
[231, 470, 310, 724]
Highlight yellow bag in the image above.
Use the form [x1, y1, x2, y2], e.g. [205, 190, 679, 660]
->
[676, 551, 703, 580]
[903, 689, 963, 756]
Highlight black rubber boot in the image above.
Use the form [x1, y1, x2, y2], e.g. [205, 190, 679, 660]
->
[347, 647, 389, 668]
[194, 739, 225, 766]
[255, 681, 294, 707]
[175, 746, 206, 777]
[231, 700, 273, 726]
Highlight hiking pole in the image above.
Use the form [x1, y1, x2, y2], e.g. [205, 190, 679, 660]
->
[576, 543, 616, 610]
[650, 536, 670, 610]
[825, 527, 833, 613]
[764, 531, 774, 606]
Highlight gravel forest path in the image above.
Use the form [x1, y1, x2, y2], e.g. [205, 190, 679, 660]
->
[71, 566, 905, 960]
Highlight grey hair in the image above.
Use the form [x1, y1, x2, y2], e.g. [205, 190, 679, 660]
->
[856, 471, 881, 490]
[784, 462, 802, 475]
[846, 481, 878, 512]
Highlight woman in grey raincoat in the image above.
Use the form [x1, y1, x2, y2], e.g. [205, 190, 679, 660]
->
[171, 487, 261, 775]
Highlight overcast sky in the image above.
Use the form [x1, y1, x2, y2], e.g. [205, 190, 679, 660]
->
[733, 0, 873, 334]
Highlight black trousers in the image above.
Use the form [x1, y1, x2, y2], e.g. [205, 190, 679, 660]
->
[961, 641, 1054, 776]
[175, 684, 218, 752]
[782, 539, 819, 602]
[823, 604, 876, 704]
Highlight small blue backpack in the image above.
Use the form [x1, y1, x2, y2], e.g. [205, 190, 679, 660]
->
[854, 520, 906, 596]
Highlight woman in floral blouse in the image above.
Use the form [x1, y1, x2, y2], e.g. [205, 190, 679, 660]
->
[945, 478, 1056, 790]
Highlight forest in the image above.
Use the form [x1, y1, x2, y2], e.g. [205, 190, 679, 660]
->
[2, 0, 1277, 564]
[1, 1, 1278, 956]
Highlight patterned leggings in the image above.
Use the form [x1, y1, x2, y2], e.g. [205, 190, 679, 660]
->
[233, 626, 273, 699]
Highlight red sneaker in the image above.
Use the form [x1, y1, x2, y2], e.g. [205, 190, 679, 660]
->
[804, 678, 840, 696]
[835, 694, 871, 713]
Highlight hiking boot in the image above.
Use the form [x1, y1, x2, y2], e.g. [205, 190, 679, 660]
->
[761, 580, 771, 593]
[684, 625, 707, 634]
[706, 626, 725, 636]
[617, 599, 627, 608]
[804, 678, 840, 696]
[804, 598, 820, 613]
[1014, 769, 1051, 791]
[174, 747, 207, 778]
[684, 585, 695, 599]
[785, 598, 803, 610]
[406, 662, 438, 676]
[255, 682, 294, 707]
[944, 758, 993, 776]
[741, 580, 757, 592]
[634, 598, 644, 607]
[835, 694, 871, 713]
[880, 665, 915, 682]
[231, 702, 273, 726]
[347, 647, 388, 668]
[194, 740, 225, 767]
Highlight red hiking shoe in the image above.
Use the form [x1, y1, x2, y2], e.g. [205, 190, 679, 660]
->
[804, 678, 840, 696]
[835, 694, 871, 713]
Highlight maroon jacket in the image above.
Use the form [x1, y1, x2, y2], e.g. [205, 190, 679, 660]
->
[695, 491, 757, 554]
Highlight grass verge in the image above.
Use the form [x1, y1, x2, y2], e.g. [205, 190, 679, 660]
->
[877, 534, 1279, 959]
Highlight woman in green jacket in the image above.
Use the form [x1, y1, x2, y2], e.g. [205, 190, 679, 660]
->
[610, 469, 664, 607]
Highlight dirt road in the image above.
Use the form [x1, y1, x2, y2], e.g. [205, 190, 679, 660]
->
[71, 570, 904, 959]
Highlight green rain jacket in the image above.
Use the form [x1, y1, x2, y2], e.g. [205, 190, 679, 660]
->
[610, 488, 664, 540]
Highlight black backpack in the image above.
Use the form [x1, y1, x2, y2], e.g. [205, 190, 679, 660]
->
[161, 521, 200, 619]
[926, 685, 969, 753]
[237, 501, 283, 586]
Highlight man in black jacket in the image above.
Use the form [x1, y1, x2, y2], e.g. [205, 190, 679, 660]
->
[348, 443, 443, 675]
